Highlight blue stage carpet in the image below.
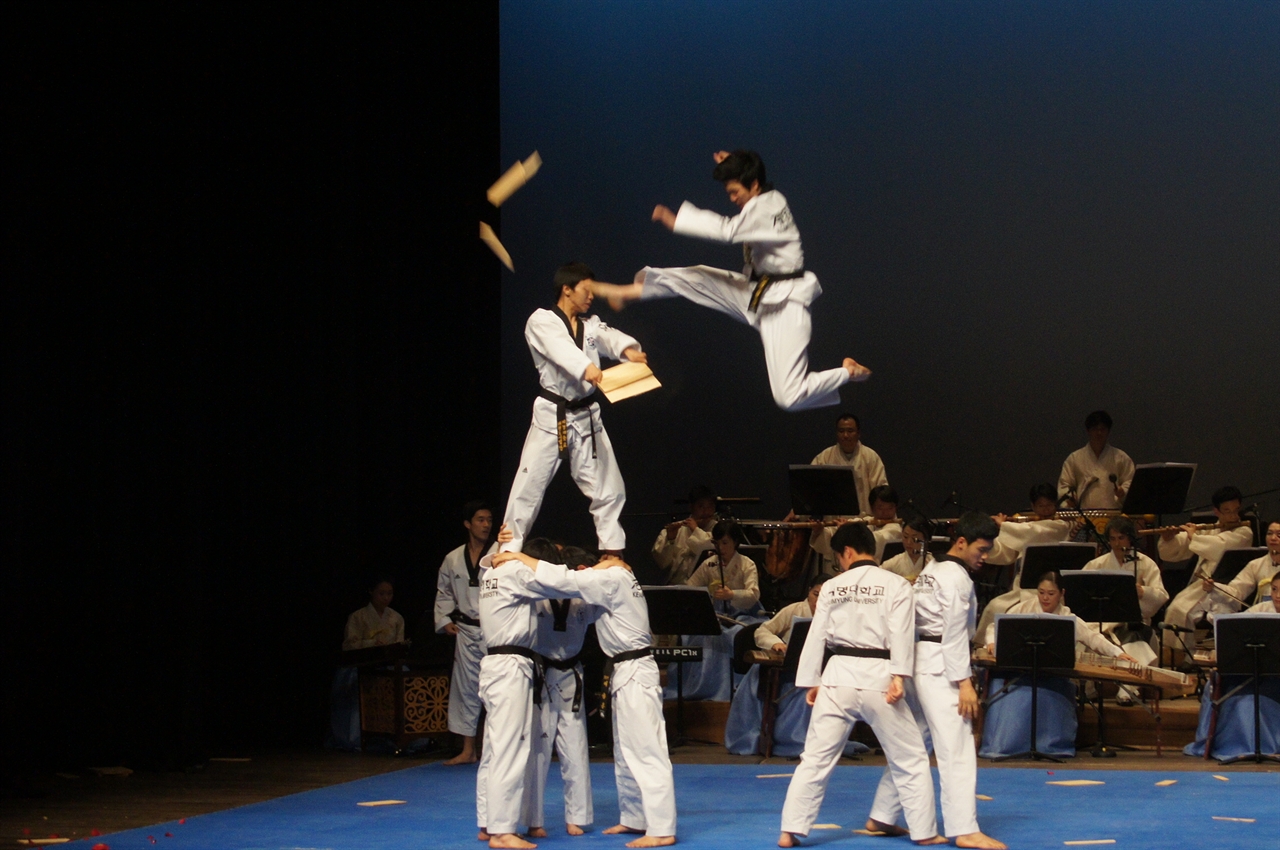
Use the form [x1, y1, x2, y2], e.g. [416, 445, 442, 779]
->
[83, 763, 1278, 849]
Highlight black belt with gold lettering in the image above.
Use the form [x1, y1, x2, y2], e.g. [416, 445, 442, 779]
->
[538, 388, 598, 459]
[487, 644, 544, 705]
[541, 652, 584, 712]
[599, 647, 652, 719]
[748, 268, 806, 312]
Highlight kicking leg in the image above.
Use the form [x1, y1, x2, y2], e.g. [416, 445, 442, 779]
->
[759, 302, 858, 412]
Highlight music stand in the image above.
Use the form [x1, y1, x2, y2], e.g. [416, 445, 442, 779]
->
[1213, 613, 1280, 764]
[788, 465, 860, 517]
[990, 614, 1078, 763]
[1213, 548, 1268, 591]
[643, 586, 722, 746]
[1019, 543, 1098, 590]
[1122, 462, 1197, 516]
[1057, 569, 1143, 757]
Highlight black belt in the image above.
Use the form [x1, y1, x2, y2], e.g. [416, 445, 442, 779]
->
[538, 389, 598, 460]
[600, 647, 652, 719]
[822, 645, 891, 671]
[448, 610, 480, 628]
[747, 267, 805, 312]
[917, 634, 942, 643]
[541, 652, 584, 713]
[487, 644, 544, 706]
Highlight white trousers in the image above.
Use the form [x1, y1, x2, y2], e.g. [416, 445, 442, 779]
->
[781, 685, 937, 841]
[448, 623, 485, 736]
[1165, 581, 1240, 632]
[612, 658, 677, 836]
[525, 665, 594, 828]
[502, 413, 626, 552]
[474, 655, 535, 834]
[870, 673, 979, 838]
[639, 265, 849, 412]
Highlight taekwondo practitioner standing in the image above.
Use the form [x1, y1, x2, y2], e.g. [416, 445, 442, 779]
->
[493, 549, 677, 848]
[868, 511, 1006, 850]
[434, 500, 494, 765]
[502, 262, 647, 554]
[778, 523, 944, 848]
[588, 150, 868, 412]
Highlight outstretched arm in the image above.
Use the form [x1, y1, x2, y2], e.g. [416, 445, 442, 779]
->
[652, 205, 676, 231]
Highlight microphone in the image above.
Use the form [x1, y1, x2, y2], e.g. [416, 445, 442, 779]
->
[1159, 623, 1194, 633]
[1109, 474, 1118, 484]
[941, 491, 958, 509]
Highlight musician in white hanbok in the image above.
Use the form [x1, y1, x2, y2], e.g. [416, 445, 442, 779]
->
[880, 517, 934, 581]
[810, 413, 888, 517]
[502, 263, 646, 554]
[1057, 411, 1135, 510]
[651, 485, 717, 585]
[590, 150, 867, 412]
[810, 486, 902, 567]
[330, 578, 404, 751]
[1159, 487, 1254, 631]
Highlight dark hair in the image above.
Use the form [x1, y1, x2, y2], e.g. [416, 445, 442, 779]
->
[553, 261, 595, 301]
[687, 484, 716, 507]
[836, 412, 861, 429]
[1105, 515, 1137, 543]
[1212, 485, 1243, 508]
[869, 485, 898, 507]
[1037, 570, 1062, 589]
[712, 149, 771, 191]
[711, 519, 740, 542]
[463, 499, 491, 525]
[830, 522, 876, 557]
[522, 537, 565, 565]
[1028, 483, 1057, 504]
[955, 510, 998, 545]
[808, 576, 828, 591]
[367, 575, 395, 592]
[905, 515, 933, 539]
[560, 545, 597, 570]
[1084, 410, 1113, 430]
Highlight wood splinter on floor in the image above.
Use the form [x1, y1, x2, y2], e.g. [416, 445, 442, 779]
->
[357, 800, 407, 807]
[851, 829, 887, 836]
[1212, 774, 1230, 781]
[976, 794, 994, 801]
[1211, 816, 1256, 823]
[1063, 840, 1115, 846]
[1155, 779, 1178, 786]
[756, 773, 793, 779]
[1047, 780, 1105, 786]
[811, 824, 841, 830]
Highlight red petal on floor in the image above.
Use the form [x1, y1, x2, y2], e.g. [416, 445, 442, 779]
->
[178, 819, 186, 825]
[165, 833, 173, 837]
[92, 844, 110, 850]
[92, 829, 102, 836]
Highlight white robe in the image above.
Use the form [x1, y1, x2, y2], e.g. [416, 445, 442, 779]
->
[975, 519, 1076, 641]
[1057, 443, 1135, 510]
[880, 551, 930, 581]
[780, 562, 937, 841]
[637, 190, 849, 411]
[342, 603, 404, 650]
[1159, 525, 1255, 631]
[810, 443, 888, 517]
[754, 599, 814, 651]
[651, 520, 714, 585]
[434, 542, 493, 737]
[686, 552, 760, 612]
[502, 309, 638, 552]
[985, 599, 1120, 658]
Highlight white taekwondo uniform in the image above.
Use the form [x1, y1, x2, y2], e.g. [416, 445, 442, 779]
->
[869, 555, 982, 839]
[531, 562, 677, 838]
[652, 519, 714, 585]
[473, 559, 542, 835]
[1057, 444, 1135, 510]
[525, 595, 598, 830]
[434, 542, 494, 737]
[975, 518, 1075, 640]
[779, 559, 937, 841]
[685, 551, 760, 612]
[636, 190, 850, 412]
[1159, 525, 1255, 631]
[501, 307, 639, 553]
[810, 443, 888, 517]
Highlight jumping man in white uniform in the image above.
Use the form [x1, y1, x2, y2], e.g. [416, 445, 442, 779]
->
[502, 262, 648, 554]
[589, 150, 868, 412]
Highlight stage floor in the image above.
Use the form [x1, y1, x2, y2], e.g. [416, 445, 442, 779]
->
[4, 746, 1278, 849]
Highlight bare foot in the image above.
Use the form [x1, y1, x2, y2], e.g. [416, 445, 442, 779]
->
[567, 824, 585, 836]
[956, 832, 1006, 850]
[527, 828, 548, 838]
[914, 837, 949, 846]
[864, 819, 908, 837]
[590, 281, 642, 312]
[843, 358, 871, 381]
[603, 825, 646, 835]
[778, 832, 800, 848]
[478, 830, 490, 841]
[625, 837, 675, 848]
[489, 834, 536, 849]
[444, 751, 478, 766]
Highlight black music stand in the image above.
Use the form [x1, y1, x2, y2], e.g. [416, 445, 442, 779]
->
[788, 465, 860, 517]
[989, 614, 1077, 763]
[1122, 462, 1197, 517]
[643, 585, 722, 747]
[1212, 548, 1269, 600]
[1019, 543, 1098, 590]
[1058, 569, 1143, 757]
[1213, 613, 1280, 764]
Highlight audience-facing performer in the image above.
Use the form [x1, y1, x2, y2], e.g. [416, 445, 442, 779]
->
[501, 262, 647, 554]
[434, 500, 494, 765]
[1159, 486, 1254, 631]
[975, 484, 1080, 641]
[589, 149, 869, 411]
[685, 520, 761, 614]
[1246, 573, 1280, 614]
[810, 412, 888, 517]
[493, 550, 677, 848]
[522, 542, 597, 840]
[881, 516, 934, 581]
[1240, 524, 1280, 609]
[777, 524, 943, 848]
[330, 576, 404, 751]
[868, 511, 1006, 850]
[811, 485, 902, 566]
[979, 572, 1134, 759]
[652, 484, 718, 584]
[1057, 410, 1135, 510]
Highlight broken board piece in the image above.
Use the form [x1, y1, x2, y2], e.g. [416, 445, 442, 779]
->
[479, 222, 514, 271]
[1063, 841, 1115, 846]
[756, 773, 793, 779]
[1212, 774, 1230, 781]
[976, 794, 994, 801]
[1047, 780, 1105, 786]
[1155, 779, 1178, 786]
[357, 800, 407, 807]
[1211, 816, 1255, 823]
[487, 152, 543, 206]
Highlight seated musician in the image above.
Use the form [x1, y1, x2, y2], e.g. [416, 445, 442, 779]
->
[880, 516, 933, 581]
[810, 485, 902, 566]
[1057, 410, 1135, 511]
[810, 411, 888, 517]
[663, 521, 764, 702]
[329, 577, 405, 751]
[979, 571, 1135, 759]
[1184, 573, 1280, 759]
[1240, 521, 1280, 609]
[975, 483, 1078, 640]
[755, 577, 824, 654]
[1159, 486, 1256, 632]
[1084, 516, 1168, 703]
[652, 483, 718, 584]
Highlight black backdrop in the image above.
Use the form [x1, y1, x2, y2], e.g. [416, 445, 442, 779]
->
[4, 4, 501, 767]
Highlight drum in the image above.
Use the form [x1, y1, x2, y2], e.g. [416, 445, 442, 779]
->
[746, 522, 812, 581]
